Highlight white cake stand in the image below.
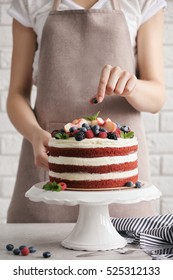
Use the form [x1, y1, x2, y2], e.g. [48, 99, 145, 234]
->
[25, 181, 161, 251]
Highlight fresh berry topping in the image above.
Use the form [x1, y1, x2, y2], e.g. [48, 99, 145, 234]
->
[58, 182, 67, 190]
[69, 126, 78, 133]
[79, 127, 87, 133]
[43, 251, 51, 258]
[13, 248, 20, 255]
[82, 123, 90, 130]
[99, 127, 107, 132]
[21, 247, 30, 256]
[114, 128, 121, 138]
[28, 246, 37, 253]
[124, 181, 134, 187]
[91, 125, 100, 131]
[107, 132, 117, 140]
[75, 131, 85, 141]
[121, 125, 130, 133]
[135, 181, 142, 188]
[98, 131, 107, 138]
[6, 244, 14, 251]
[85, 130, 94, 138]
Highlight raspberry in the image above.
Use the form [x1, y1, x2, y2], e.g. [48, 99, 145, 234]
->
[21, 247, 30, 256]
[58, 182, 67, 190]
[98, 131, 107, 138]
[114, 128, 121, 138]
[85, 130, 94, 138]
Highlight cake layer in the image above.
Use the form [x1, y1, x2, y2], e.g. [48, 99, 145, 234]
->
[49, 146, 137, 157]
[49, 161, 138, 173]
[49, 175, 138, 189]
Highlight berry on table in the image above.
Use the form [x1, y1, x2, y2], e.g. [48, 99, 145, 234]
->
[13, 248, 21, 255]
[21, 247, 30, 256]
[19, 245, 26, 251]
[135, 181, 142, 188]
[43, 251, 51, 258]
[28, 246, 37, 253]
[6, 244, 14, 251]
[124, 181, 134, 187]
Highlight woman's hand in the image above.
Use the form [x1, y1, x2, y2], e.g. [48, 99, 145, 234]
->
[31, 128, 51, 170]
[90, 65, 137, 104]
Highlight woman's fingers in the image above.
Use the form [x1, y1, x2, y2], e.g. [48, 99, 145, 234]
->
[90, 65, 137, 104]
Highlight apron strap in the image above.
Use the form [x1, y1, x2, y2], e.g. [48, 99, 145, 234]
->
[52, 0, 61, 10]
[111, 0, 121, 10]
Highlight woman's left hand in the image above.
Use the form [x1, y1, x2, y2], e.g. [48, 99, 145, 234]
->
[90, 64, 137, 104]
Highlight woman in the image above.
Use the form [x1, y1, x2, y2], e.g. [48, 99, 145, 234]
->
[7, 0, 166, 222]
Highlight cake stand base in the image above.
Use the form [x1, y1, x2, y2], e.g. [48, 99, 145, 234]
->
[62, 204, 127, 251]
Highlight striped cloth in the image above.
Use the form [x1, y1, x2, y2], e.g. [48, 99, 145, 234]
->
[111, 214, 173, 260]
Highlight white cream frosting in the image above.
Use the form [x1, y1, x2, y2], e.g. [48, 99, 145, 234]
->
[49, 168, 138, 181]
[48, 137, 138, 148]
[48, 153, 137, 166]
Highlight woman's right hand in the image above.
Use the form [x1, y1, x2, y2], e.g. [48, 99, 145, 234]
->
[31, 128, 51, 170]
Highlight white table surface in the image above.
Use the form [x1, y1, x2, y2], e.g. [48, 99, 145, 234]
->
[0, 223, 151, 260]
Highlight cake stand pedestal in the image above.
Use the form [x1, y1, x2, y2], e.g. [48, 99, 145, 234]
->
[25, 181, 161, 251]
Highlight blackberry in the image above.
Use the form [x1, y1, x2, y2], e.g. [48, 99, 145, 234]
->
[75, 131, 85, 141]
[107, 132, 117, 140]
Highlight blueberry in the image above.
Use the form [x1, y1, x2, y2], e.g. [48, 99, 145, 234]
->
[135, 181, 142, 188]
[107, 132, 117, 140]
[92, 125, 100, 131]
[6, 244, 14, 251]
[124, 181, 134, 187]
[69, 126, 77, 133]
[82, 123, 90, 130]
[79, 127, 87, 133]
[121, 125, 130, 133]
[75, 131, 85, 141]
[43, 251, 51, 258]
[28, 246, 37, 253]
[19, 245, 26, 251]
[13, 248, 21, 255]
[99, 127, 107, 132]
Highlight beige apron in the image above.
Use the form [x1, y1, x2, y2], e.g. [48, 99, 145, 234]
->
[7, 0, 159, 223]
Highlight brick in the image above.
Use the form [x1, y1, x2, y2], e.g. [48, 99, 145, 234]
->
[0, 69, 11, 90]
[0, 177, 15, 198]
[152, 176, 173, 197]
[142, 112, 159, 133]
[0, 112, 16, 132]
[160, 112, 173, 131]
[146, 133, 173, 153]
[0, 48, 12, 68]
[161, 196, 173, 214]
[0, 197, 10, 220]
[1, 133, 22, 154]
[0, 155, 19, 176]
[0, 4, 12, 25]
[164, 23, 173, 44]
[163, 89, 173, 110]
[161, 155, 173, 175]
[164, 45, 173, 67]
[164, 68, 173, 89]
[0, 26, 12, 47]
[149, 156, 160, 176]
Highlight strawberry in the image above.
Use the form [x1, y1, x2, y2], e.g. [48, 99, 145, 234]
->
[98, 131, 107, 138]
[85, 130, 94, 138]
[58, 182, 67, 190]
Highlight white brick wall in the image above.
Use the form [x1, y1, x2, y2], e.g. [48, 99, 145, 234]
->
[0, 0, 173, 223]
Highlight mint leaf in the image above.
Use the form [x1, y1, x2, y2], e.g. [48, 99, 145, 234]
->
[84, 111, 100, 121]
[55, 132, 69, 139]
[125, 131, 134, 138]
[120, 131, 125, 138]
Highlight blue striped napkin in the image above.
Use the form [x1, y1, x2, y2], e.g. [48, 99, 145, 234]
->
[111, 214, 173, 260]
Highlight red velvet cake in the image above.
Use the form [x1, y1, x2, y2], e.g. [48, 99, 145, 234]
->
[48, 113, 138, 190]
